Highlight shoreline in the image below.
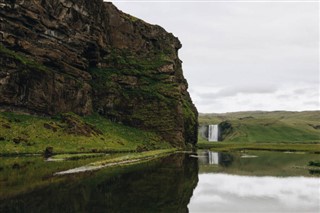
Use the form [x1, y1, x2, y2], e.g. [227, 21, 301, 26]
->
[54, 149, 177, 175]
[197, 142, 320, 153]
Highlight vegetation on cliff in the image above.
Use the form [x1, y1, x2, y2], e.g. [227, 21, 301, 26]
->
[0, 0, 198, 148]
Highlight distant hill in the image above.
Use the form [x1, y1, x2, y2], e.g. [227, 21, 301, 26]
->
[199, 111, 320, 143]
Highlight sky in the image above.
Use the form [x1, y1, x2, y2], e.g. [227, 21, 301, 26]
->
[109, 0, 319, 113]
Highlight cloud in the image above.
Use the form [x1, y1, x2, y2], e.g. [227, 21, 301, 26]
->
[293, 88, 309, 95]
[303, 101, 319, 107]
[190, 83, 319, 113]
[197, 84, 278, 100]
[111, 1, 319, 113]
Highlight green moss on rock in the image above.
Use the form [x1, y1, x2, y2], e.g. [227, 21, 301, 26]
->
[0, 1, 198, 149]
[88, 48, 197, 147]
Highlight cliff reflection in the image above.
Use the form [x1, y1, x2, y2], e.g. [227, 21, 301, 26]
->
[0, 154, 199, 213]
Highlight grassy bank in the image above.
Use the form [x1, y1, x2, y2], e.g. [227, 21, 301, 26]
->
[50, 149, 176, 164]
[0, 111, 172, 155]
[89, 149, 176, 167]
[55, 149, 177, 175]
[197, 141, 320, 153]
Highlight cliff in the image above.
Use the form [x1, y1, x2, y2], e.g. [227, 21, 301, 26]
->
[0, 0, 198, 147]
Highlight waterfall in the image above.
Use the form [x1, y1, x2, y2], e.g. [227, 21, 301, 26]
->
[208, 124, 219, 142]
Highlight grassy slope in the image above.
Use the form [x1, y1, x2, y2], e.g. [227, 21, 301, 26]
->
[198, 111, 320, 152]
[199, 111, 320, 143]
[0, 112, 172, 155]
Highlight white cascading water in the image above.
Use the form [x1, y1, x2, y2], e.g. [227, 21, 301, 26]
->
[208, 124, 219, 142]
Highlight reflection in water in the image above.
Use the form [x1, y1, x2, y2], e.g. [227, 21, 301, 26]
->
[309, 169, 320, 175]
[218, 152, 234, 167]
[188, 174, 320, 213]
[192, 150, 320, 213]
[198, 151, 234, 166]
[1, 150, 319, 213]
[0, 154, 198, 213]
[199, 150, 320, 177]
[208, 151, 219, 164]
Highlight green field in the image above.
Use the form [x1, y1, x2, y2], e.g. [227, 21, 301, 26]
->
[198, 111, 320, 152]
[199, 111, 320, 143]
[0, 111, 172, 155]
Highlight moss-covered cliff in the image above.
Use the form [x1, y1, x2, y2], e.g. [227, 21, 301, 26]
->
[0, 0, 198, 147]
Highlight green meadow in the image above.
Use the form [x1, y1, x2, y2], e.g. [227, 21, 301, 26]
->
[0, 111, 172, 155]
[198, 111, 320, 152]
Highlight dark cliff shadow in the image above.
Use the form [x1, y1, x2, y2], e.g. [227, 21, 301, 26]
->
[0, 154, 199, 213]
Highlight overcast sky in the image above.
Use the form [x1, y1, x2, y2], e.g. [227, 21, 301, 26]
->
[109, 0, 319, 113]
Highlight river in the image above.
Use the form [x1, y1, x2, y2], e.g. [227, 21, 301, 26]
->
[0, 150, 319, 212]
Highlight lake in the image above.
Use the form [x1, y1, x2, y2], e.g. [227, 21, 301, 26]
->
[0, 150, 319, 213]
[189, 150, 320, 213]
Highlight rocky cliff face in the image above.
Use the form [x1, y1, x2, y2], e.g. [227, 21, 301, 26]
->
[0, 0, 198, 147]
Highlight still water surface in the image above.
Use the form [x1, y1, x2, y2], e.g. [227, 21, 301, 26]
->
[0, 150, 319, 212]
[189, 150, 320, 213]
